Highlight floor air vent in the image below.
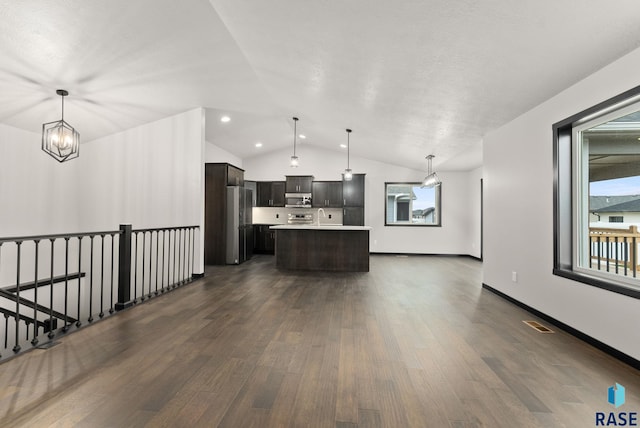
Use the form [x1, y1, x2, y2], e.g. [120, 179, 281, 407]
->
[523, 320, 554, 333]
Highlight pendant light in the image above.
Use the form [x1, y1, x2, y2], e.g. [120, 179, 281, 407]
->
[421, 155, 440, 188]
[42, 89, 80, 162]
[344, 128, 353, 181]
[290, 117, 299, 167]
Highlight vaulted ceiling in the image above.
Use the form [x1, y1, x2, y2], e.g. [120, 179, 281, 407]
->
[2, 0, 640, 171]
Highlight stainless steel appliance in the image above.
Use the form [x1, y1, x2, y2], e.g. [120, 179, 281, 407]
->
[285, 193, 312, 208]
[288, 213, 313, 224]
[226, 186, 253, 264]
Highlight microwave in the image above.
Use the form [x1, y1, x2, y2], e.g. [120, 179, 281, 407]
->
[285, 193, 312, 208]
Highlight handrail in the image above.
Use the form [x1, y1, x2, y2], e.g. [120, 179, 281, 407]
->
[0, 230, 121, 244]
[132, 225, 199, 233]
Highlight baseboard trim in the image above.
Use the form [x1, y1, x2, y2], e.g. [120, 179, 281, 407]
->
[370, 252, 482, 261]
[482, 283, 640, 370]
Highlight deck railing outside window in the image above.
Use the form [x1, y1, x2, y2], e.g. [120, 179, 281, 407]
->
[589, 226, 640, 277]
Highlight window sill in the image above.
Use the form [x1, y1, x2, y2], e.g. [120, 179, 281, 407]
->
[553, 267, 640, 299]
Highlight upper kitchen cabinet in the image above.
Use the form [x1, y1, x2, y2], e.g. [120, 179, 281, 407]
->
[342, 173, 365, 226]
[285, 175, 313, 193]
[312, 181, 343, 208]
[227, 164, 244, 186]
[342, 173, 365, 206]
[257, 181, 285, 207]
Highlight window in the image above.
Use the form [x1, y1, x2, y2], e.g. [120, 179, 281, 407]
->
[385, 182, 441, 226]
[554, 85, 640, 298]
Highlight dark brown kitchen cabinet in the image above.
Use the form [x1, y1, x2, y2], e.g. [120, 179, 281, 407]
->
[312, 181, 343, 208]
[254, 225, 275, 254]
[256, 181, 285, 207]
[342, 173, 365, 225]
[285, 175, 313, 193]
[227, 165, 244, 186]
[343, 207, 365, 227]
[205, 163, 245, 265]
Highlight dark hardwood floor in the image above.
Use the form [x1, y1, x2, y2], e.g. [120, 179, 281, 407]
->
[0, 255, 638, 427]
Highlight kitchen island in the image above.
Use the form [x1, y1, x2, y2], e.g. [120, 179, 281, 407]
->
[270, 225, 371, 272]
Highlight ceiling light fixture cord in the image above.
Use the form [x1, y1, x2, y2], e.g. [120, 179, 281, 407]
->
[344, 128, 353, 181]
[290, 117, 299, 167]
[293, 117, 297, 157]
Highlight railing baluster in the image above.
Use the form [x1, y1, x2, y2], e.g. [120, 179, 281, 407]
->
[77, 237, 83, 327]
[606, 236, 610, 272]
[110, 233, 115, 314]
[148, 231, 153, 299]
[182, 228, 186, 283]
[100, 234, 105, 318]
[4, 314, 8, 350]
[48, 239, 55, 339]
[133, 232, 139, 303]
[624, 237, 628, 276]
[173, 228, 177, 288]
[141, 232, 146, 302]
[32, 240, 40, 346]
[168, 229, 172, 289]
[88, 236, 95, 322]
[63, 238, 70, 332]
[14, 241, 22, 353]
[634, 237, 637, 278]
[597, 236, 601, 271]
[615, 236, 620, 274]
[155, 231, 159, 296]
[162, 230, 166, 293]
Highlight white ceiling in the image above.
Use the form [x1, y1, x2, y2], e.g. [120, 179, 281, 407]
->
[2, 1, 640, 171]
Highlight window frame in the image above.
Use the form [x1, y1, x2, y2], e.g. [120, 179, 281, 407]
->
[553, 84, 640, 299]
[384, 182, 442, 227]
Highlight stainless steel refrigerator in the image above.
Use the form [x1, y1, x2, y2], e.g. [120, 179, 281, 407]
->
[226, 186, 253, 264]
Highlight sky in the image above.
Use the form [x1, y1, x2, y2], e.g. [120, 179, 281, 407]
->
[590, 175, 640, 196]
[412, 186, 436, 209]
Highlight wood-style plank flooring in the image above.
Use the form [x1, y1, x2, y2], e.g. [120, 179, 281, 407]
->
[0, 255, 639, 427]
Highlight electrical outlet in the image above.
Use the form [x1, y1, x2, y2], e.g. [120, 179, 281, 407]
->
[512, 271, 518, 282]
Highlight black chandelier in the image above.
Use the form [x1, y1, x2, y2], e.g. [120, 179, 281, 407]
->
[42, 89, 79, 162]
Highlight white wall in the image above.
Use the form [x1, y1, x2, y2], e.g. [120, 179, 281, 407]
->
[483, 47, 640, 359]
[243, 145, 482, 255]
[0, 124, 81, 236]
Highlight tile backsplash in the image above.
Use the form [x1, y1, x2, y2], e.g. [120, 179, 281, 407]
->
[252, 207, 343, 225]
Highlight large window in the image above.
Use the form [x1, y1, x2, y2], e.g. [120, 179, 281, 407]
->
[554, 86, 640, 298]
[385, 182, 441, 226]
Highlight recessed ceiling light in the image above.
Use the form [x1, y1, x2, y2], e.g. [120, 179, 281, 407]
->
[340, 144, 347, 148]
[299, 134, 306, 139]
[220, 116, 231, 123]
[255, 142, 263, 148]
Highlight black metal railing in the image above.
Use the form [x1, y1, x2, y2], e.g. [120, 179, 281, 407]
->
[0, 224, 199, 362]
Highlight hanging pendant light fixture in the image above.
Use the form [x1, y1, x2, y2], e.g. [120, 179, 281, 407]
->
[344, 128, 353, 181]
[42, 89, 80, 162]
[421, 154, 440, 188]
[290, 117, 299, 167]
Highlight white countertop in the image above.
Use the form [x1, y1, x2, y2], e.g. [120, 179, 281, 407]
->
[270, 225, 372, 231]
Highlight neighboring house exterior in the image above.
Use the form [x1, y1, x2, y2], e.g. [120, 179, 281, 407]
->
[592, 197, 640, 224]
[412, 207, 435, 223]
[386, 185, 416, 223]
[590, 195, 640, 223]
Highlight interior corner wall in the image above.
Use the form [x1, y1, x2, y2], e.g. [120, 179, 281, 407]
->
[205, 141, 243, 168]
[242, 145, 481, 255]
[483, 47, 640, 359]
